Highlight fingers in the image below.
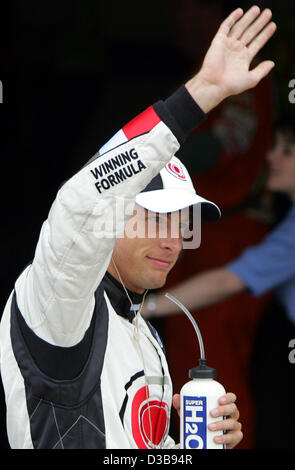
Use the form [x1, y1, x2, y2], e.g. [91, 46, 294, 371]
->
[209, 393, 243, 449]
[208, 416, 242, 448]
[217, 8, 244, 35]
[239, 8, 273, 46]
[228, 5, 261, 39]
[208, 417, 241, 433]
[211, 393, 239, 419]
[174, 392, 239, 419]
[218, 392, 237, 405]
[228, 6, 276, 60]
[220, 6, 276, 51]
[248, 21, 277, 59]
[213, 427, 243, 449]
[210, 402, 239, 421]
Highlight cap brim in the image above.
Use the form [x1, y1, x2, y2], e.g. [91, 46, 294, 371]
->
[135, 189, 221, 221]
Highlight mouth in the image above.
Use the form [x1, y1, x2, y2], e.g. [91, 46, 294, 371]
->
[146, 256, 172, 269]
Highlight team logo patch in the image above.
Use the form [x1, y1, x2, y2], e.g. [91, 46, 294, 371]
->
[131, 386, 169, 449]
[167, 161, 186, 180]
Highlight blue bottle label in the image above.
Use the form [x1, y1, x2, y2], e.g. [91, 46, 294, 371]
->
[183, 395, 207, 449]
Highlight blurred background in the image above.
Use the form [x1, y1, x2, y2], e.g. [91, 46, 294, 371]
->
[0, 0, 295, 449]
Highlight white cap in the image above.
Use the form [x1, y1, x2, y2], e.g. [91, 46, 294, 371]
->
[136, 156, 221, 221]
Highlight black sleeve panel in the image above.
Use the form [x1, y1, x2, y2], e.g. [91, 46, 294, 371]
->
[153, 85, 207, 145]
[16, 300, 96, 381]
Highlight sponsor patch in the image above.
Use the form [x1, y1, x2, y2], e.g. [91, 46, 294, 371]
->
[183, 395, 207, 449]
[90, 148, 147, 194]
[166, 161, 186, 180]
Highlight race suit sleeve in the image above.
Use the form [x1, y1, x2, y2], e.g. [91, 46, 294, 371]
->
[15, 85, 206, 347]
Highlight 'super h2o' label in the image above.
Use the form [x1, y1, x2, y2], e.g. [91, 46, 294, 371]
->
[183, 395, 207, 449]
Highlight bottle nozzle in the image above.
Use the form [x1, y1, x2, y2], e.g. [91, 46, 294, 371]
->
[189, 358, 217, 379]
[165, 293, 217, 379]
[165, 293, 205, 360]
[199, 358, 207, 367]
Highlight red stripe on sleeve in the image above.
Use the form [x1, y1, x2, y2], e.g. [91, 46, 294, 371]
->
[122, 106, 161, 140]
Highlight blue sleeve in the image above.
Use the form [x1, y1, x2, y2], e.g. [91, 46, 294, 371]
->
[227, 206, 295, 297]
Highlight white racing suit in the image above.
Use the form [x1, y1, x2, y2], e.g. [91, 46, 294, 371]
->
[0, 85, 206, 449]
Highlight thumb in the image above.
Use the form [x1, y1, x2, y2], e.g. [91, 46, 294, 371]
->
[249, 60, 275, 87]
[172, 393, 181, 417]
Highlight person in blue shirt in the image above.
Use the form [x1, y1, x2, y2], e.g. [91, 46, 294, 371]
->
[227, 128, 295, 326]
[143, 118, 295, 448]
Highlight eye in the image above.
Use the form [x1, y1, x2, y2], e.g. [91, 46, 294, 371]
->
[283, 146, 295, 157]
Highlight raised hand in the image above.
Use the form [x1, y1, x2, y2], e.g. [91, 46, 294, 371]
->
[186, 6, 277, 113]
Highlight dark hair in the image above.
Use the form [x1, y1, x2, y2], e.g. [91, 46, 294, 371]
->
[275, 113, 295, 142]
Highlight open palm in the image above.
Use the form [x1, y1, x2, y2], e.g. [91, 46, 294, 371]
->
[187, 6, 277, 112]
[203, 7, 276, 95]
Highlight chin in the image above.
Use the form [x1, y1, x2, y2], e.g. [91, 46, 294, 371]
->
[267, 180, 281, 193]
[269, 183, 290, 195]
[267, 173, 287, 191]
[146, 276, 167, 290]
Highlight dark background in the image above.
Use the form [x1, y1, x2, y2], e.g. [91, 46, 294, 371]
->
[0, 0, 295, 449]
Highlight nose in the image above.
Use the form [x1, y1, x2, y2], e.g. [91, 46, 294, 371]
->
[158, 232, 183, 254]
[266, 143, 282, 164]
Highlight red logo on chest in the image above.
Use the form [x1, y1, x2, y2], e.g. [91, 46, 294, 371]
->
[131, 386, 169, 449]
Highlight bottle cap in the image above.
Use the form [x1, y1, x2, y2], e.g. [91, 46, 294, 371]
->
[189, 358, 217, 379]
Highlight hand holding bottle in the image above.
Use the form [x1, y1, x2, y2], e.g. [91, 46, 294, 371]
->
[173, 392, 242, 449]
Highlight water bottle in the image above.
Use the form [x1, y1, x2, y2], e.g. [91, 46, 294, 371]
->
[165, 294, 226, 450]
[180, 359, 226, 449]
